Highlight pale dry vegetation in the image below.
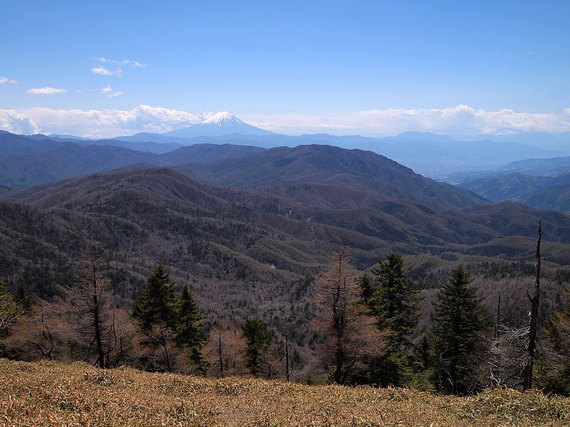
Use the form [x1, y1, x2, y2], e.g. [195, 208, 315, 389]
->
[1, 358, 568, 426]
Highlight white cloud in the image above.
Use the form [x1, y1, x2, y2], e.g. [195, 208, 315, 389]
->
[0, 111, 39, 134]
[0, 104, 569, 139]
[92, 65, 122, 77]
[26, 87, 68, 95]
[0, 76, 18, 85]
[0, 105, 201, 138]
[99, 85, 122, 98]
[93, 57, 146, 72]
[242, 105, 570, 136]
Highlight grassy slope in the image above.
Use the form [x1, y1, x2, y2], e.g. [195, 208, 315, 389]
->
[1, 359, 568, 426]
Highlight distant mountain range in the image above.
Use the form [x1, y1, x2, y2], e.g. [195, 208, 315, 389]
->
[2, 113, 570, 212]
[498, 156, 570, 176]
[455, 157, 570, 213]
[113, 129, 567, 179]
[0, 131, 484, 210]
[11, 110, 567, 178]
[0, 131, 265, 187]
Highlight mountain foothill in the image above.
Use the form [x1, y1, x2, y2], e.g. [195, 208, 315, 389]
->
[0, 119, 569, 340]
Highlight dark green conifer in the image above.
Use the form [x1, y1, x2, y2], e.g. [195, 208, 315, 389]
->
[132, 264, 176, 333]
[132, 265, 177, 371]
[360, 253, 419, 386]
[242, 318, 272, 377]
[174, 284, 207, 373]
[432, 266, 490, 395]
[370, 254, 419, 349]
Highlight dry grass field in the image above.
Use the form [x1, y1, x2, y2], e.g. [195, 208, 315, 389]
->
[0, 358, 568, 426]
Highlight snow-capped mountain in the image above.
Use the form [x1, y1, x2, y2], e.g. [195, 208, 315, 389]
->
[163, 112, 271, 138]
[203, 112, 243, 126]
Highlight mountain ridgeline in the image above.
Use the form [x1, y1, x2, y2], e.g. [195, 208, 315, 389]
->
[456, 155, 570, 213]
[0, 131, 484, 209]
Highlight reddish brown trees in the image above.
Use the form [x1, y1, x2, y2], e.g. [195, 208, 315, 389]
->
[311, 249, 384, 384]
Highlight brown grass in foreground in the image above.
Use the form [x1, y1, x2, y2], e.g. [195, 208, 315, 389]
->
[0, 358, 568, 426]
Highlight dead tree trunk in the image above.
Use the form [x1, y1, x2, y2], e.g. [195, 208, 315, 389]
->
[495, 293, 501, 340]
[285, 336, 290, 381]
[523, 221, 541, 391]
[218, 329, 224, 378]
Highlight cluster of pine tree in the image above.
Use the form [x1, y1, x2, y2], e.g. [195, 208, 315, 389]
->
[311, 249, 569, 396]
[132, 265, 207, 373]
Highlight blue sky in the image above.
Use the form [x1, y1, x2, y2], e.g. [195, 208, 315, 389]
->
[1, 0, 569, 137]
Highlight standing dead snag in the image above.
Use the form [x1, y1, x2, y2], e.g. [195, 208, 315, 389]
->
[311, 248, 384, 384]
[61, 245, 114, 368]
[206, 320, 246, 377]
[523, 221, 542, 391]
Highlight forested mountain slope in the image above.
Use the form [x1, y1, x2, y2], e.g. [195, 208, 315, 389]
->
[459, 173, 570, 213]
[174, 144, 487, 209]
[2, 168, 569, 303]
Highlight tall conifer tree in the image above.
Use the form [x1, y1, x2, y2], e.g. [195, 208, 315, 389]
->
[133, 265, 175, 332]
[132, 265, 177, 371]
[432, 266, 490, 395]
[174, 284, 207, 373]
[242, 318, 272, 377]
[360, 253, 419, 386]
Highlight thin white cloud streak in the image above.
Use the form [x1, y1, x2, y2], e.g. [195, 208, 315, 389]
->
[94, 57, 146, 68]
[92, 65, 122, 77]
[0, 104, 569, 138]
[26, 87, 68, 95]
[99, 85, 122, 98]
[242, 105, 570, 136]
[0, 76, 18, 85]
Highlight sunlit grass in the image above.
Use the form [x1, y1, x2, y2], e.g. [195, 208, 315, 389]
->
[0, 358, 568, 426]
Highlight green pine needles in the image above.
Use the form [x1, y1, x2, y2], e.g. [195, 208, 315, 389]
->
[133, 265, 207, 373]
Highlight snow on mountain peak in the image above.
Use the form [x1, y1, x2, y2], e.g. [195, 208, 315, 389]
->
[204, 112, 243, 126]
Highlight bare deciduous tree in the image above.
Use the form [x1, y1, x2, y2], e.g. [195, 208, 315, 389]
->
[206, 319, 246, 377]
[311, 248, 385, 384]
[487, 325, 528, 388]
[61, 245, 115, 368]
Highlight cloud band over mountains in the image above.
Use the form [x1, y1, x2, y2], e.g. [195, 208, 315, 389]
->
[0, 104, 569, 138]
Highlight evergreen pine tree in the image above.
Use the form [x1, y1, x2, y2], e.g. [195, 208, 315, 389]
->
[432, 266, 490, 395]
[133, 265, 175, 333]
[132, 265, 177, 371]
[370, 254, 419, 349]
[360, 253, 419, 386]
[242, 318, 272, 377]
[174, 284, 207, 373]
